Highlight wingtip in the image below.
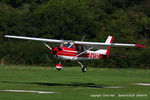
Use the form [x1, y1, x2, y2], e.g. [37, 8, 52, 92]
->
[136, 44, 146, 48]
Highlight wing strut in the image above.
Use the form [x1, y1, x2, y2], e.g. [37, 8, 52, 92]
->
[42, 42, 52, 50]
[73, 47, 93, 60]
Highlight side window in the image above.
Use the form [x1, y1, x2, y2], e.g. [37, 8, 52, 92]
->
[76, 45, 84, 52]
[63, 42, 70, 47]
[76, 45, 79, 51]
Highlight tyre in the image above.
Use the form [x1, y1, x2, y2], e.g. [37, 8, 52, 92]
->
[82, 66, 87, 72]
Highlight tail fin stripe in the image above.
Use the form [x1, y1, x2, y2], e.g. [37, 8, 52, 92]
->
[106, 36, 114, 55]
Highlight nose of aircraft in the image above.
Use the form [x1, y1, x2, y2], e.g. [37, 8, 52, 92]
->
[52, 50, 57, 55]
[52, 48, 57, 55]
[52, 47, 62, 55]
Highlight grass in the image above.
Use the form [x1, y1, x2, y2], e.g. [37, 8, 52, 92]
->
[0, 65, 150, 100]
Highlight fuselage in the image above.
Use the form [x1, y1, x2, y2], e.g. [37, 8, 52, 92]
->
[52, 46, 106, 61]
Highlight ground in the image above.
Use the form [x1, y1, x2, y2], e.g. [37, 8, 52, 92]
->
[0, 65, 150, 100]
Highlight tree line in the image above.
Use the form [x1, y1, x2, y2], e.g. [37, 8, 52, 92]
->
[0, 0, 150, 68]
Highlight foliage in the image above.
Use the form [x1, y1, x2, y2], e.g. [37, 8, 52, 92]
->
[0, 0, 150, 68]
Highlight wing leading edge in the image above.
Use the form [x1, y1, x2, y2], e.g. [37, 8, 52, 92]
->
[4, 35, 62, 43]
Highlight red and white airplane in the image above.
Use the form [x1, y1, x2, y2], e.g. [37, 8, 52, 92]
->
[4, 35, 146, 72]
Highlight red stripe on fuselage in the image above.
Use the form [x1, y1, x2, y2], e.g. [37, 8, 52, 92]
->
[55, 47, 77, 57]
[54, 47, 105, 59]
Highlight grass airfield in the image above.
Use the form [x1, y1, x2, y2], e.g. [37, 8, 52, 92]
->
[0, 65, 150, 100]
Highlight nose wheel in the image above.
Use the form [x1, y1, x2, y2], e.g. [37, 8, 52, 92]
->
[56, 61, 63, 71]
[77, 61, 87, 72]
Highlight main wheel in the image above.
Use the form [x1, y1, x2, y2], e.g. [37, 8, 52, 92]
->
[82, 66, 87, 72]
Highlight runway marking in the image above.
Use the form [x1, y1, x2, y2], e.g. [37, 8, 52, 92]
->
[0, 90, 57, 94]
[134, 83, 150, 86]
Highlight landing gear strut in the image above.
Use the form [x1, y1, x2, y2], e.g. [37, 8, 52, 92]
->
[77, 61, 87, 72]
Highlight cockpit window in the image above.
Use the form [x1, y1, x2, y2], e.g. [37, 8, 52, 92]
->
[63, 42, 70, 47]
[76, 45, 85, 52]
[61, 42, 74, 49]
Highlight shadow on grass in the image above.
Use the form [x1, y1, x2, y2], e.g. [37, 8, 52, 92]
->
[0, 81, 107, 88]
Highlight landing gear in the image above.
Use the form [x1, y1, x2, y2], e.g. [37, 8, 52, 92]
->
[82, 66, 87, 72]
[56, 61, 63, 71]
[56, 67, 62, 71]
[77, 61, 87, 72]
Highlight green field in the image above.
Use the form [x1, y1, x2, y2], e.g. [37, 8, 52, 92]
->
[0, 65, 150, 100]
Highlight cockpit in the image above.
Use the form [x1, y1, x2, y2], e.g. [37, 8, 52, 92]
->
[61, 42, 75, 49]
[60, 42, 86, 52]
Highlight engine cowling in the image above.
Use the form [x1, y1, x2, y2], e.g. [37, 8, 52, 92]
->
[52, 47, 62, 55]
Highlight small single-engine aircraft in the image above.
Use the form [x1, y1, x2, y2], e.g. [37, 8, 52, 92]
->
[4, 35, 146, 72]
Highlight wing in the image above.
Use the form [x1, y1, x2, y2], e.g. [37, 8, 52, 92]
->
[74, 41, 146, 48]
[4, 35, 146, 48]
[4, 35, 63, 43]
[74, 35, 146, 48]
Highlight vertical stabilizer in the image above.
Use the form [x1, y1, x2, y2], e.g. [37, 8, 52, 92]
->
[105, 36, 114, 56]
[105, 36, 114, 44]
[96, 36, 114, 56]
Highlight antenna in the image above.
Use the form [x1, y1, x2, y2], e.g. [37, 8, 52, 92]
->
[81, 33, 86, 41]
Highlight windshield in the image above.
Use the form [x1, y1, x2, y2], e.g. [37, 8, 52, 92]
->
[61, 42, 74, 49]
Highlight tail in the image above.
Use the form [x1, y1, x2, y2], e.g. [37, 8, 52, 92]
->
[96, 36, 114, 56]
[105, 36, 114, 56]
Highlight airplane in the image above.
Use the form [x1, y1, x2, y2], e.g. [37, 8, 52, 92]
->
[4, 35, 146, 72]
